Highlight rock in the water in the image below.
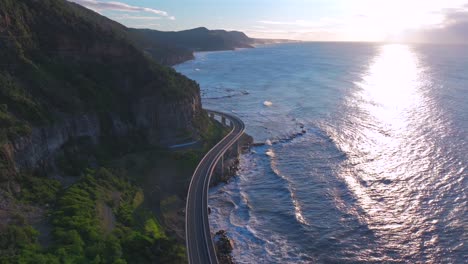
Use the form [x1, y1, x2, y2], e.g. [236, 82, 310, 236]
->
[214, 230, 235, 264]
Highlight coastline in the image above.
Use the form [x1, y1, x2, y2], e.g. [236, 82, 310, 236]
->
[173, 47, 255, 264]
[170, 37, 467, 264]
[210, 132, 252, 264]
[174, 42, 301, 263]
[173, 42, 315, 263]
[171, 40, 298, 66]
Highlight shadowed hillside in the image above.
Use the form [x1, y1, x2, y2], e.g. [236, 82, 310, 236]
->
[129, 27, 254, 65]
[0, 0, 224, 263]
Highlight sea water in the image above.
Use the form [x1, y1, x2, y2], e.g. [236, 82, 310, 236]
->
[175, 42, 467, 263]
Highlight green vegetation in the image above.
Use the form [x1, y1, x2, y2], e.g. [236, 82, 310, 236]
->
[1, 168, 186, 264]
[18, 174, 61, 205]
[0, 0, 200, 126]
[51, 168, 184, 263]
[129, 27, 254, 65]
[0, 72, 46, 123]
[0, 104, 31, 145]
[0, 118, 226, 263]
[0, 73, 35, 144]
[196, 112, 229, 148]
[0, 224, 59, 264]
[0, 1, 231, 263]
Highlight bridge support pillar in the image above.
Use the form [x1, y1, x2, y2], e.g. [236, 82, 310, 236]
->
[221, 153, 224, 178]
[221, 116, 226, 126]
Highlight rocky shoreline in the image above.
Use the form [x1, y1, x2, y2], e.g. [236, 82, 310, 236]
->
[214, 230, 235, 264]
[209, 132, 252, 263]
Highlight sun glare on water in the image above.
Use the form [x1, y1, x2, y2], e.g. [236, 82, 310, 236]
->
[359, 44, 424, 128]
[339, 44, 425, 209]
[328, 44, 447, 259]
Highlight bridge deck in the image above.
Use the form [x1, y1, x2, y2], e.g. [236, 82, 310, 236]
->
[185, 110, 245, 264]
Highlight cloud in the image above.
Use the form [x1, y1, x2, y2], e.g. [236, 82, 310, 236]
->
[114, 15, 162, 20]
[244, 28, 341, 41]
[258, 19, 336, 28]
[68, 0, 174, 19]
[259, 20, 317, 27]
[408, 7, 468, 43]
[258, 20, 295, 25]
[130, 23, 161, 29]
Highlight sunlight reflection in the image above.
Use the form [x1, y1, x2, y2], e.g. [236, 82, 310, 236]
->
[357, 44, 424, 132]
[334, 44, 433, 258]
[348, 44, 427, 190]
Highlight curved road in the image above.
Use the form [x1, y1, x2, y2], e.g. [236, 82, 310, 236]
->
[185, 110, 245, 264]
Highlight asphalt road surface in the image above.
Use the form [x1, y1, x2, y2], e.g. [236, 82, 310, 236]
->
[185, 110, 245, 264]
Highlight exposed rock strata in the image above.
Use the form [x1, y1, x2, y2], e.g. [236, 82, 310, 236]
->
[6, 94, 202, 173]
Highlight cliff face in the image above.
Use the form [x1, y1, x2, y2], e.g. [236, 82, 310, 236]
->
[158, 52, 195, 67]
[133, 93, 202, 145]
[10, 114, 101, 171]
[0, 0, 205, 181]
[5, 93, 202, 174]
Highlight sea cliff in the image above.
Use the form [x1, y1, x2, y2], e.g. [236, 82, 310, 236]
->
[0, 0, 209, 262]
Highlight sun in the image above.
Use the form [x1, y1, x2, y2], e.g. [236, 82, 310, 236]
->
[348, 0, 453, 41]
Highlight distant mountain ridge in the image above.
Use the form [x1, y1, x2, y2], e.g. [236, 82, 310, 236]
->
[129, 27, 300, 65]
[129, 27, 254, 65]
[132, 27, 253, 51]
[58, 0, 296, 66]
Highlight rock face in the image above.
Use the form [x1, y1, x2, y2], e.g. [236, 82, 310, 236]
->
[133, 94, 202, 146]
[10, 114, 101, 171]
[6, 95, 202, 173]
[160, 53, 195, 66]
[0, 0, 205, 177]
[214, 230, 235, 264]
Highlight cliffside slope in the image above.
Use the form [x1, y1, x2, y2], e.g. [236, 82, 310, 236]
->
[0, 0, 205, 173]
[129, 27, 255, 65]
[0, 0, 220, 262]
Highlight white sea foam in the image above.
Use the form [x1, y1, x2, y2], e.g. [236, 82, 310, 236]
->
[265, 149, 275, 157]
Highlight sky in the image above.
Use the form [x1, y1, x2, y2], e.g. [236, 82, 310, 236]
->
[69, 0, 468, 43]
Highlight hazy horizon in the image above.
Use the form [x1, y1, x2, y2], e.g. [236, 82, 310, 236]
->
[69, 0, 468, 44]
[1, 1, 466, 263]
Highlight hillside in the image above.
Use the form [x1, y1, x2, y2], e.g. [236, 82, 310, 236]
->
[130, 27, 254, 51]
[0, 0, 224, 263]
[128, 27, 300, 66]
[129, 27, 255, 65]
[0, 0, 202, 137]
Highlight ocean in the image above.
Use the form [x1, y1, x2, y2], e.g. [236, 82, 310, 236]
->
[175, 42, 467, 263]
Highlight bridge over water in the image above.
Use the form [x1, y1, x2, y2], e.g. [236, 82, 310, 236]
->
[185, 110, 245, 264]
